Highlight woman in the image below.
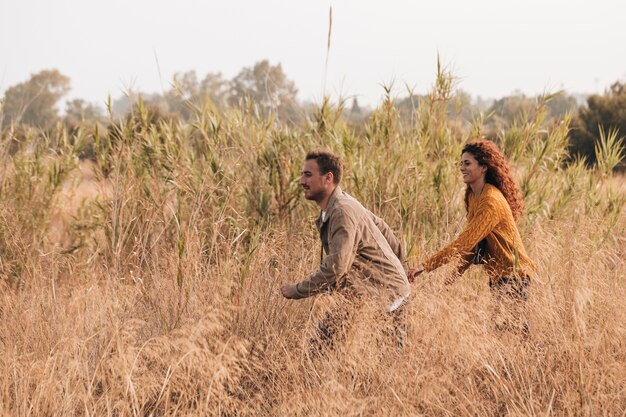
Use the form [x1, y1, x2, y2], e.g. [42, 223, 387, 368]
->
[409, 140, 534, 330]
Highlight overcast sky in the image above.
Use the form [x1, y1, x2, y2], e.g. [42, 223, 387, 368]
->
[1, 0, 625, 107]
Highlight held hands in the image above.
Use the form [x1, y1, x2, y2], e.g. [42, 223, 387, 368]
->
[407, 265, 459, 287]
[407, 265, 425, 283]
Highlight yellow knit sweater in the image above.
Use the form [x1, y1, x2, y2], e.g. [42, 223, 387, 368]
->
[424, 183, 535, 283]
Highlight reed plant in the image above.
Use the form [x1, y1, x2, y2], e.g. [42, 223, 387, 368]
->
[0, 67, 624, 416]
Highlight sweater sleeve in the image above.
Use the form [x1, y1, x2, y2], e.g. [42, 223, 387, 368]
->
[423, 196, 502, 272]
[455, 253, 473, 276]
[294, 209, 358, 298]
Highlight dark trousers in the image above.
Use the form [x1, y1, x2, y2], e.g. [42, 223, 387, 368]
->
[313, 298, 408, 351]
[490, 276, 530, 335]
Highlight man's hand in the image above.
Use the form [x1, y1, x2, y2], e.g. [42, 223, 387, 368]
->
[281, 283, 301, 299]
[407, 265, 425, 283]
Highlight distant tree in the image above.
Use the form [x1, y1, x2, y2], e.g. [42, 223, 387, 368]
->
[486, 93, 536, 130]
[110, 91, 168, 119]
[474, 96, 494, 112]
[395, 94, 421, 122]
[228, 60, 301, 123]
[164, 70, 228, 119]
[545, 93, 579, 119]
[111, 94, 131, 117]
[484, 92, 577, 137]
[200, 72, 229, 108]
[64, 99, 105, 126]
[343, 97, 369, 126]
[450, 90, 480, 122]
[142, 93, 170, 116]
[350, 97, 362, 116]
[1, 69, 70, 129]
[569, 82, 626, 165]
[395, 89, 479, 127]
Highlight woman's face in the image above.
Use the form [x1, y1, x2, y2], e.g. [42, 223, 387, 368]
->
[460, 152, 487, 185]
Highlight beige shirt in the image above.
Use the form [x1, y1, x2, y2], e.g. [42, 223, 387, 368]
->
[294, 187, 411, 305]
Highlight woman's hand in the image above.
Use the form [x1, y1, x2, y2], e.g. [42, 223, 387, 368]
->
[407, 265, 425, 283]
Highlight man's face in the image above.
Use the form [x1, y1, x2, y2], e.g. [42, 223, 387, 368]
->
[300, 159, 333, 202]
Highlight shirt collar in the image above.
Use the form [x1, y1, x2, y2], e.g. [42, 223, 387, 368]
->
[316, 185, 342, 227]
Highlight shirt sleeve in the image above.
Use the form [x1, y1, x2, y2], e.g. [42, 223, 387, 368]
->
[294, 209, 358, 298]
[368, 211, 405, 264]
[423, 196, 502, 272]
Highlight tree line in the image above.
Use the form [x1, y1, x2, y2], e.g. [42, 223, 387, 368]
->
[0, 61, 624, 168]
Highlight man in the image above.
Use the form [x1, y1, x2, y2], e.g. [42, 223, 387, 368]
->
[281, 149, 411, 346]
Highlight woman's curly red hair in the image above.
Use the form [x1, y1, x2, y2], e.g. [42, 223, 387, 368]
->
[462, 140, 524, 221]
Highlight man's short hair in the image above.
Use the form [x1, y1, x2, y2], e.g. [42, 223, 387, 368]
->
[305, 149, 343, 185]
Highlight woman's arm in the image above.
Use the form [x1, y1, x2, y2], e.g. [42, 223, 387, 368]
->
[423, 197, 502, 273]
[409, 253, 472, 283]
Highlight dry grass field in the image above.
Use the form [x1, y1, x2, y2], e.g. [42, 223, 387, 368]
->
[0, 75, 624, 416]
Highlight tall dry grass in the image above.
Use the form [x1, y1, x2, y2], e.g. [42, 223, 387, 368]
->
[0, 69, 624, 416]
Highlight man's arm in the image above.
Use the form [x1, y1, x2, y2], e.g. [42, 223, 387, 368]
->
[282, 209, 358, 299]
[369, 211, 405, 264]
